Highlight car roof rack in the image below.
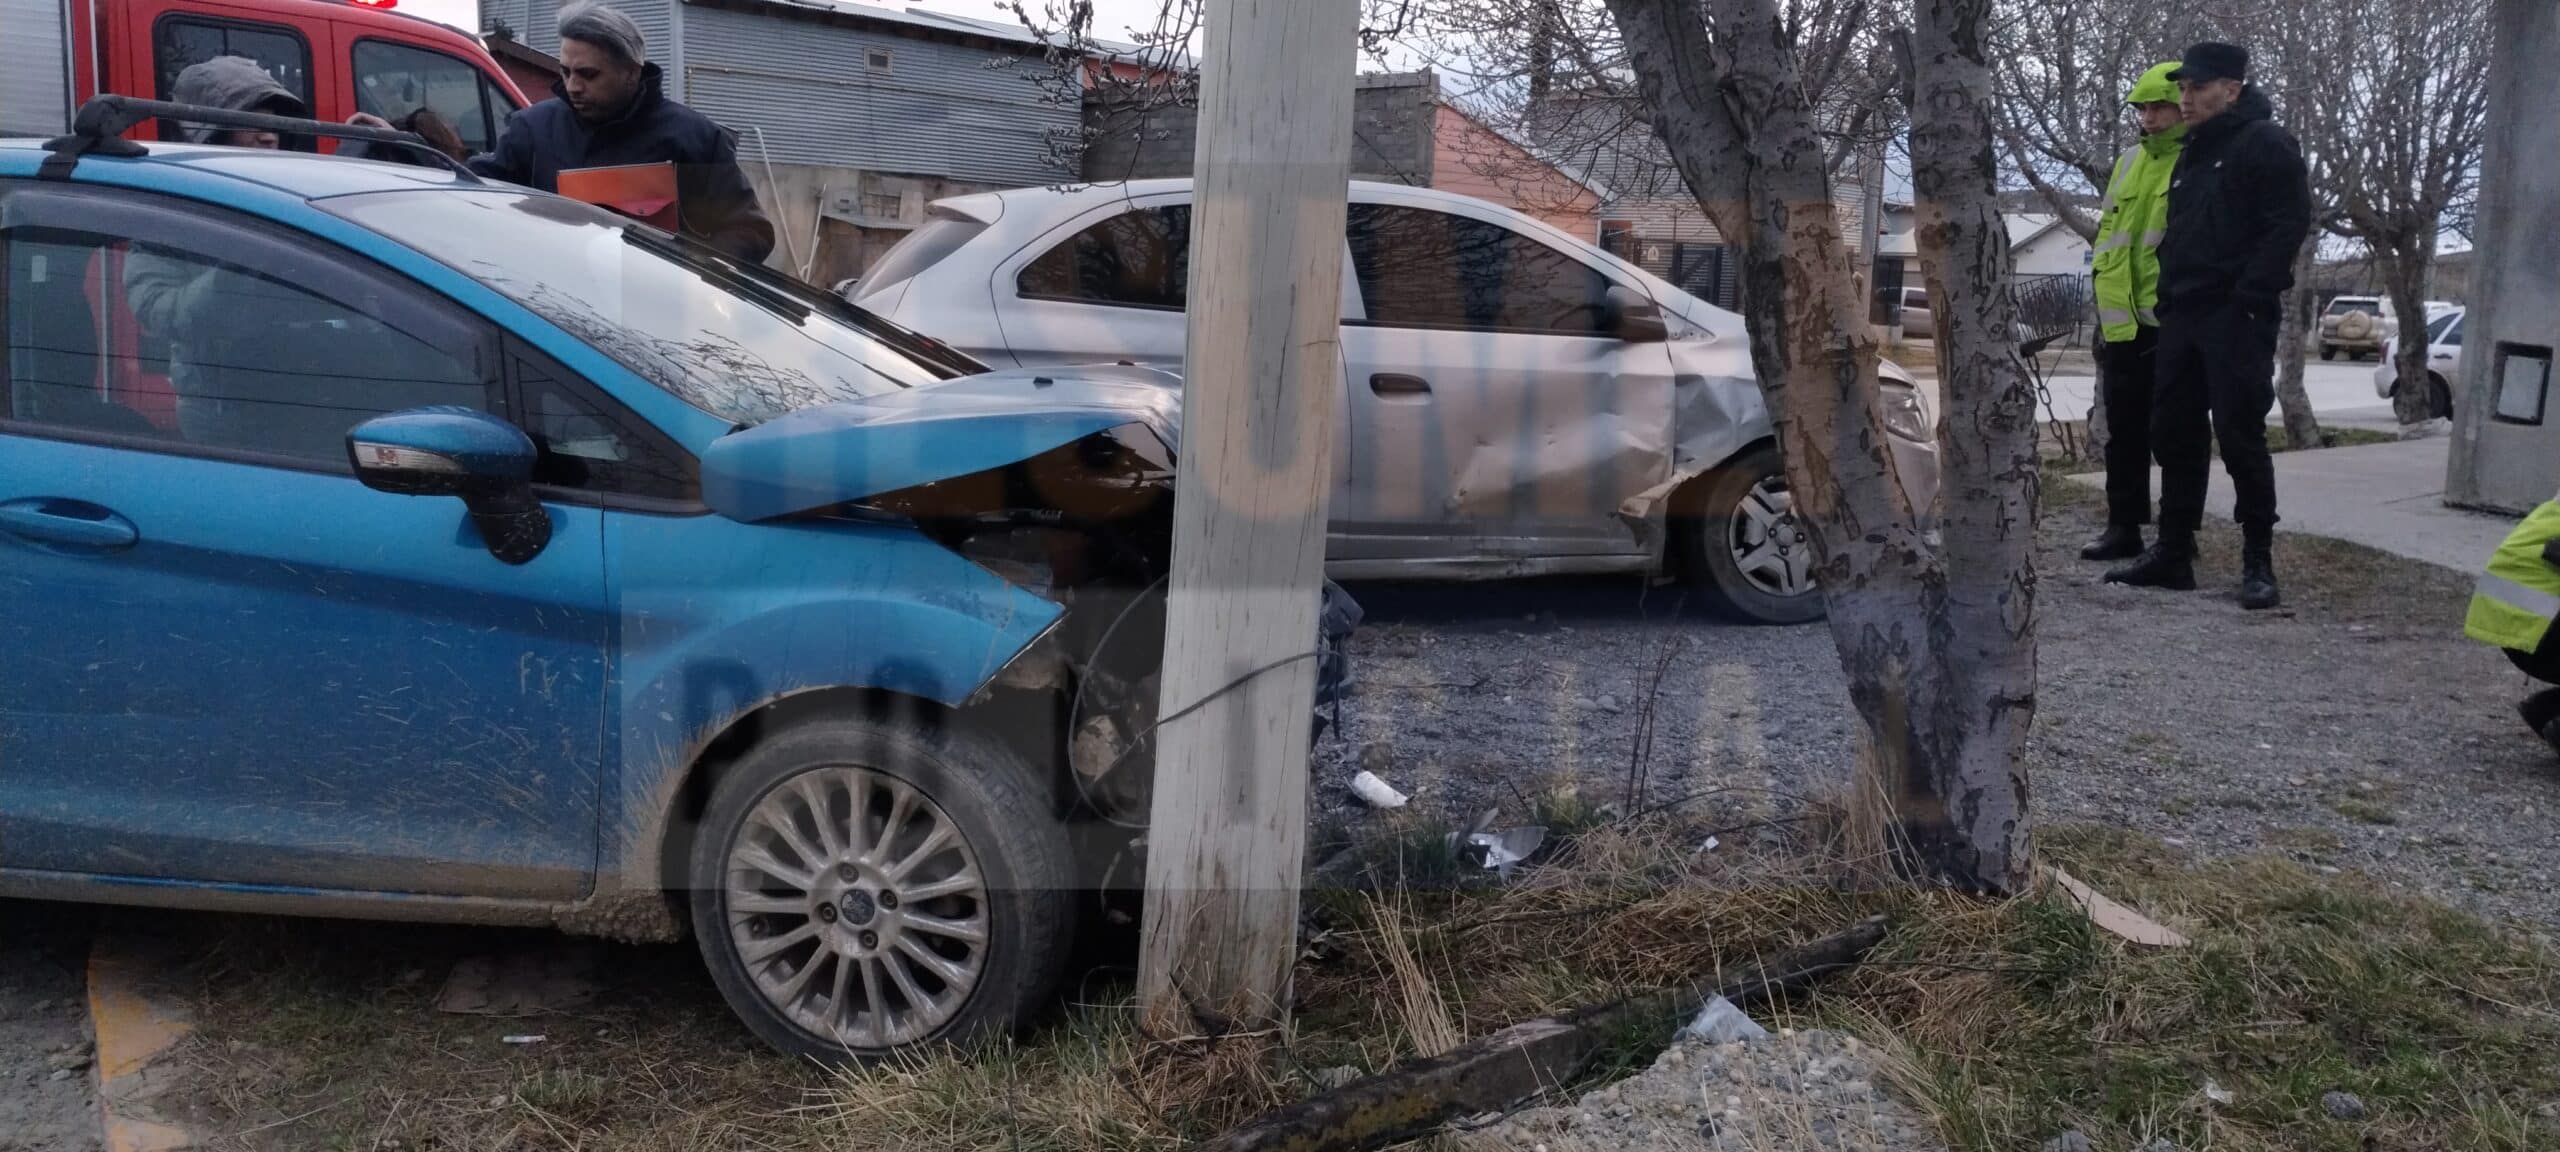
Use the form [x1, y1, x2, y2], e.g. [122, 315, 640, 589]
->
[40, 95, 481, 183]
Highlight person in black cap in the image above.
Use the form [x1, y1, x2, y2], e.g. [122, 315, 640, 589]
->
[2105, 40, 2311, 610]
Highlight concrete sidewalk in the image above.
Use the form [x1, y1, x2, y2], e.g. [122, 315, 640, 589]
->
[2066, 434, 2518, 572]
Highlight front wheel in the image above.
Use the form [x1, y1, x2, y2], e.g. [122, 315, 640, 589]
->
[689, 716, 1072, 1062]
[2428, 373, 2453, 420]
[2320, 344, 2337, 361]
[1675, 445, 1826, 625]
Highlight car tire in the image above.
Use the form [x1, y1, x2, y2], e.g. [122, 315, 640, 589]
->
[689, 713, 1072, 1063]
[2428, 373, 2453, 421]
[1676, 444, 1826, 626]
[2321, 344, 2337, 361]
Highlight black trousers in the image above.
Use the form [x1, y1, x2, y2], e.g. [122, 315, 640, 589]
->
[2098, 327, 2159, 527]
[2155, 303, 2281, 534]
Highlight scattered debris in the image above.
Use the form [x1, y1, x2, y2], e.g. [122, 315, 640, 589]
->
[48, 1068, 74, 1082]
[43, 1044, 93, 1073]
[1350, 771, 1410, 809]
[1311, 1065, 1364, 1090]
[2203, 1079, 2234, 1107]
[1447, 809, 1547, 875]
[2135, 1140, 2177, 1152]
[1678, 996, 1769, 1045]
[2047, 866, 2189, 947]
[1206, 916, 1888, 1152]
[436, 950, 600, 1016]
[2043, 1131, 2094, 1152]
[501, 1034, 547, 1046]
[1697, 835, 1721, 854]
[1592, 694, 1624, 715]
[2323, 1090, 2367, 1120]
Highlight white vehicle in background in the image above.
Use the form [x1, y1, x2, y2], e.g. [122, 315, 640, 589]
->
[845, 180, 1943, 624]
[2373, 306, 2465, 421]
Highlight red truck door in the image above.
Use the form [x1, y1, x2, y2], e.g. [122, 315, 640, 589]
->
[118, 0, 335, 139]
[333, 18, 525, 158]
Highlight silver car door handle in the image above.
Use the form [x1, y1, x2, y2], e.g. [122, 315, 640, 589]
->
[1370, 373, 1431, 397]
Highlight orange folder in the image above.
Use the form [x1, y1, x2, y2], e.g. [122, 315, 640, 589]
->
[557, 162, 680, 231]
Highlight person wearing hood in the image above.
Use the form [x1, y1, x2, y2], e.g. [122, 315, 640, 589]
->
[2080, 61, 2189, 563]
[467, 2, 776, 264]
[2105, 41, 2311, 610]
[126, 57, 383, 447]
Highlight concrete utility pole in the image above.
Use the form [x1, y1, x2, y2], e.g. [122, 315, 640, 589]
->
[1136, 0, 1361, 1035]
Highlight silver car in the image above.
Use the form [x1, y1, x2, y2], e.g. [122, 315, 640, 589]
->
[847, 180, 1940, 624]
[2373, 306, 2464, 421]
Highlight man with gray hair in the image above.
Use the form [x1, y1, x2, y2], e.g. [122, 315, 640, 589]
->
[469, 1, 774, 262]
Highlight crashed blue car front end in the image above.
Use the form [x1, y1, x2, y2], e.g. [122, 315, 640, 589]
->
[0, 137, 1351, 1058]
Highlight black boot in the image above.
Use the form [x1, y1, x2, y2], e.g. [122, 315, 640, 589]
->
[2104, 530, 2196, 590]
[2080, 523, 2146, 562]
[2240, 526, 2281, 611]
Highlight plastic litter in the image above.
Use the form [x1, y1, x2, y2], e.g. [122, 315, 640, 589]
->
[1678, 995, 1770, 1044]
[1350, 770, 1409, 809]
[1459, 826, 1547, 875]
[2203, 1079, 2234, 1106]
[501, 1034, 547, 1045]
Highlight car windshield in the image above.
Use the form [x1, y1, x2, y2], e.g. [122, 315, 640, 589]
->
[323, 189, 987, 426]
[2327, 299, 2376, 315]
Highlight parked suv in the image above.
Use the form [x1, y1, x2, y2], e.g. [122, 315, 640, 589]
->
[847, 180, 1943, 624]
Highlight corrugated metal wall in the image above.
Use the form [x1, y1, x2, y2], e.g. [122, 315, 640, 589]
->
[2, 0, 72, 137]
[482, 0, 678, 90]
[679, 4, 1074, 187]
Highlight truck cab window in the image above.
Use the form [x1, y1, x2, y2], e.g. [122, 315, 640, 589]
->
[352, 40, 501, 155]
[153, 18, 313, 131]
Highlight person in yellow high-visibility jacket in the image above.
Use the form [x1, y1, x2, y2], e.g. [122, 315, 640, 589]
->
[2081, 61, 2189, 562]
[2467, 493, 2560, 750]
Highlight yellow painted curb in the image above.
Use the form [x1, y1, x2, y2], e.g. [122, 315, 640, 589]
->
[87, 939, 199, 1152]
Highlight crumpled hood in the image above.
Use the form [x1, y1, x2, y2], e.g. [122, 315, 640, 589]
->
[701, 363, 1184, 523]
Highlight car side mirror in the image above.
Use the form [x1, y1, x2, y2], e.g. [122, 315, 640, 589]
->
[1606, 285, 1669, 343]
[347, 407, 553, 565]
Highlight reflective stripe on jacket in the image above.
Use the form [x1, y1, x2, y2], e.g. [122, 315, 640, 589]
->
[2467, 500, 2560, 653]
[2092, 128, 2182, 343]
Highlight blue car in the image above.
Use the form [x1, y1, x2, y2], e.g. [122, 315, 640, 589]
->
[0, 112, 1353, 1059]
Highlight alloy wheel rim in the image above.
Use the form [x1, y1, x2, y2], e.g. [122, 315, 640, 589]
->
[726, 767, 990, 1049]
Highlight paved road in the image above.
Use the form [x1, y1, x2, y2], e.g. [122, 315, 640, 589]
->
[2030, 359, 2404, 430]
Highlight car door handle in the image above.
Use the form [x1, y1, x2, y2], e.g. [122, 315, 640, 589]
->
[1370, 373, 1432, 397]
[0, 498, 139, 552]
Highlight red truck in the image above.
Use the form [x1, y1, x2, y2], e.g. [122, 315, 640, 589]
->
[3, 0, 529, 154]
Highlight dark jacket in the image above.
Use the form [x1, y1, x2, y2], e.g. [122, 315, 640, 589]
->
[2155, 85, 2311, 320]
[468, 63, 776, 264]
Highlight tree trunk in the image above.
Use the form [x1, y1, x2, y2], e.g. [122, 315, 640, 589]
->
[1602, 0, 2032, 892]
[2274, 233, 2324, 449]
[1900, 0, 2038, 891]
[2382, 237, 2440, 425]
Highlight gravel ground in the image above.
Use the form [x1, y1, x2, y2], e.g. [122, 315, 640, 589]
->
[1315, 493, 2560, 935]
[1469, 1028, 1946, 1152]
[0, 901, 101, 1152]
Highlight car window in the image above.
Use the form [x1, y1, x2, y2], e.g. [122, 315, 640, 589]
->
[153, 17, 314, 141]
[352, 40, 500, 154]
[1905, 288, 1931, 311]
[2327, 298, 2375, 316]
[4, 228, 492, 465]
[327, 190, 957, 427]
[2430, 312, 2463, 347]
[515, 351, 697, 502]
[1017, 205, 1190, 311]
[1345, 203, 1615, 335]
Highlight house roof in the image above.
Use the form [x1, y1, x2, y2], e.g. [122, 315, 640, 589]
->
[2007, 213, 2072, 249]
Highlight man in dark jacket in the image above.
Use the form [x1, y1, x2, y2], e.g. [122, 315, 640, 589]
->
[468, 2, 776, 263]
[2106, 41, 2311, 610]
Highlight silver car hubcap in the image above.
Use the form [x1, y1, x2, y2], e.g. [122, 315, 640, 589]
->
[1730, 477, 1815, 598]
[726, 768, 989, 1049]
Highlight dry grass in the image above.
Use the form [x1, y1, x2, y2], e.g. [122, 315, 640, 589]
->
[161, 807, 2560, 1152]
